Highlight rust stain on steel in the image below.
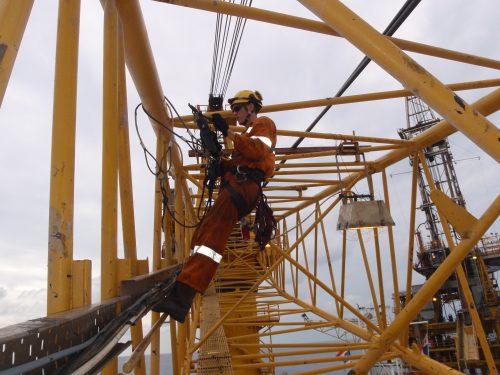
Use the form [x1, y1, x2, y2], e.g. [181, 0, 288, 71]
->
[48, 208, 69, 257]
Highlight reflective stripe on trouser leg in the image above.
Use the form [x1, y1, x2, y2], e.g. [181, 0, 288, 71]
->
[192, 245, 222, 263]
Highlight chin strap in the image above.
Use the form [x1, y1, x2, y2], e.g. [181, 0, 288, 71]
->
[241, 105, 254, 126]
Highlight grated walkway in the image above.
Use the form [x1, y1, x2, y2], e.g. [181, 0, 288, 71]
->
[197, 285, 234, 375]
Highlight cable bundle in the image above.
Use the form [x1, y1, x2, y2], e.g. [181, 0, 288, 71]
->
[209, 0, 253, 104]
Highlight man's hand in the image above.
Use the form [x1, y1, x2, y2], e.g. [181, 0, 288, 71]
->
[211, 113, 229, 137]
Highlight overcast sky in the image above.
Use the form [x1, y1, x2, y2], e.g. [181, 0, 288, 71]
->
[0, 0, 498, 355]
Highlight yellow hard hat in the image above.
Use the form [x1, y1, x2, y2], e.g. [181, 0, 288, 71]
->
[228, 90, 263, 108]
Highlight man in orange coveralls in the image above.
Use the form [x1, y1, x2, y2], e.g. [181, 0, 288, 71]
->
[153, 90, 277, 322]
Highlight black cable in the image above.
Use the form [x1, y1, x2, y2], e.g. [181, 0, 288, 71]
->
[210, 13, 222, 95]
[134, 101, 202, 228]
[138, 102, 197, 152]
[160, 175, 201, 229]
[164, 96, 199, 141]
[221, 0, 252, 98]
[214, 11, 232, 95]
[220, 14, 241, 97]
[54, 274, 180, 374]
[209, 0, 252, 98]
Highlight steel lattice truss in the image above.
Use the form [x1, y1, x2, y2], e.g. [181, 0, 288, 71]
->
[0, 1, 499, 375]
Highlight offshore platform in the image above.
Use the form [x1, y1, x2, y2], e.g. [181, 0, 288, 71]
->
[0, 1, 499, 375]
[399, 96, 500, 373]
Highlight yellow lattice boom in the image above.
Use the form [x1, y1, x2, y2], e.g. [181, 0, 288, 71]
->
[0, 1, 499, 375]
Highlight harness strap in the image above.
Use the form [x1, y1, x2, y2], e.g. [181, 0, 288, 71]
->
[221, 181, 251, 219]
[221, 165, 265, 219]
[228, 165, 265, 183]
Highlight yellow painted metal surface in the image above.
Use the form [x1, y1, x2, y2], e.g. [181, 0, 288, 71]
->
[71, 259, 91, 309]
[1, 1, 499, 375]
[0, 0, 34, 106]
[47, 0, 81, 315]
[298, 0, 500, 163]
[430, 188, 478, 238]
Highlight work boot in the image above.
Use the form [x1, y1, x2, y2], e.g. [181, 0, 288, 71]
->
[152, 281, 197, 323]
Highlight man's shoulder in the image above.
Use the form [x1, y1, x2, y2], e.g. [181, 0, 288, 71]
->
[255, 116, 275, 125]
[253, 116, 276, 130]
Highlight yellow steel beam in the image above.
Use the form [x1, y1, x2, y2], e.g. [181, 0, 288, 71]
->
[349, 193, 500, 374]
[372, 228, 387, 329]
[419, 153, 498, 375]
[101, 0, 119, 303]
[274, 248, 380, 335]
[117, 22, 146, 375]
[191, 195, 345, 353]
[174, 79, 500, 121]
[71, 259, 91, 308]
[162, 176, 174, 266]
[113, 0, 170, 138]
[274, 129, 406, 145]
[280, 288, 463, 375]
[278, 161, 369, 168]
[403, 154, 419, 346]
[279, 278, 463, 375]
[268, 178, 340, 183]
[356, 230, 382, 327]
[260, 79, 500, 114]
[287, 88, 500, 221]
[340, 229, 347, 319]
[117, 27, 138, 264]
[273, 168, 365, 176]
[47, 0, 80, 315]
[231, 347, 368, 360]
[318, 203, 341, 315]
[113, 0, 196, 230]
[430, 189, 478, 238]
[151, 140, 166, 375]
[111, 2, 197, 371]
[298, 0, 500, 162]
[382, 170, 400, 319]
[230, 353, 396, 370]
[297, 216, 315, 303]
[113, 0, 197, 261]
[101, 2, 120, 373]
[0, 0, 34, 106]
[123, 313, 167, 374]
[156, 0, 500, 70]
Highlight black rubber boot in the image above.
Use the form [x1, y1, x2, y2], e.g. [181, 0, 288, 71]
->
[152, 281, 197, 323]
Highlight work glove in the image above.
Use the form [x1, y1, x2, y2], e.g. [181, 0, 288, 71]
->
[212, 113, 229, 137]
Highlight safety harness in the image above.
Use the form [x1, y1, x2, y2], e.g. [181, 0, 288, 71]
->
[221, 165, 264, 219]
[222, 165, 277, 250]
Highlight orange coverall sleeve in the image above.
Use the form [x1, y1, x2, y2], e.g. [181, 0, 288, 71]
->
[232, 117, 276, 161]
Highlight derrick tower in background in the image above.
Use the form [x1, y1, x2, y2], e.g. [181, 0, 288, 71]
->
[399, 96, 500, 373]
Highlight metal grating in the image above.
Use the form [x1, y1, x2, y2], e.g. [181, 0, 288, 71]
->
[197, 286, 233, 375]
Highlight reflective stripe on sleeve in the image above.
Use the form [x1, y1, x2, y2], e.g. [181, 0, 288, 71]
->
[193, 245, 222, 263]
[251, 135, 272, 148]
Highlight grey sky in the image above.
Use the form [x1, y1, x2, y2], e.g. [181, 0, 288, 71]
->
[0, 1, 498, 356]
